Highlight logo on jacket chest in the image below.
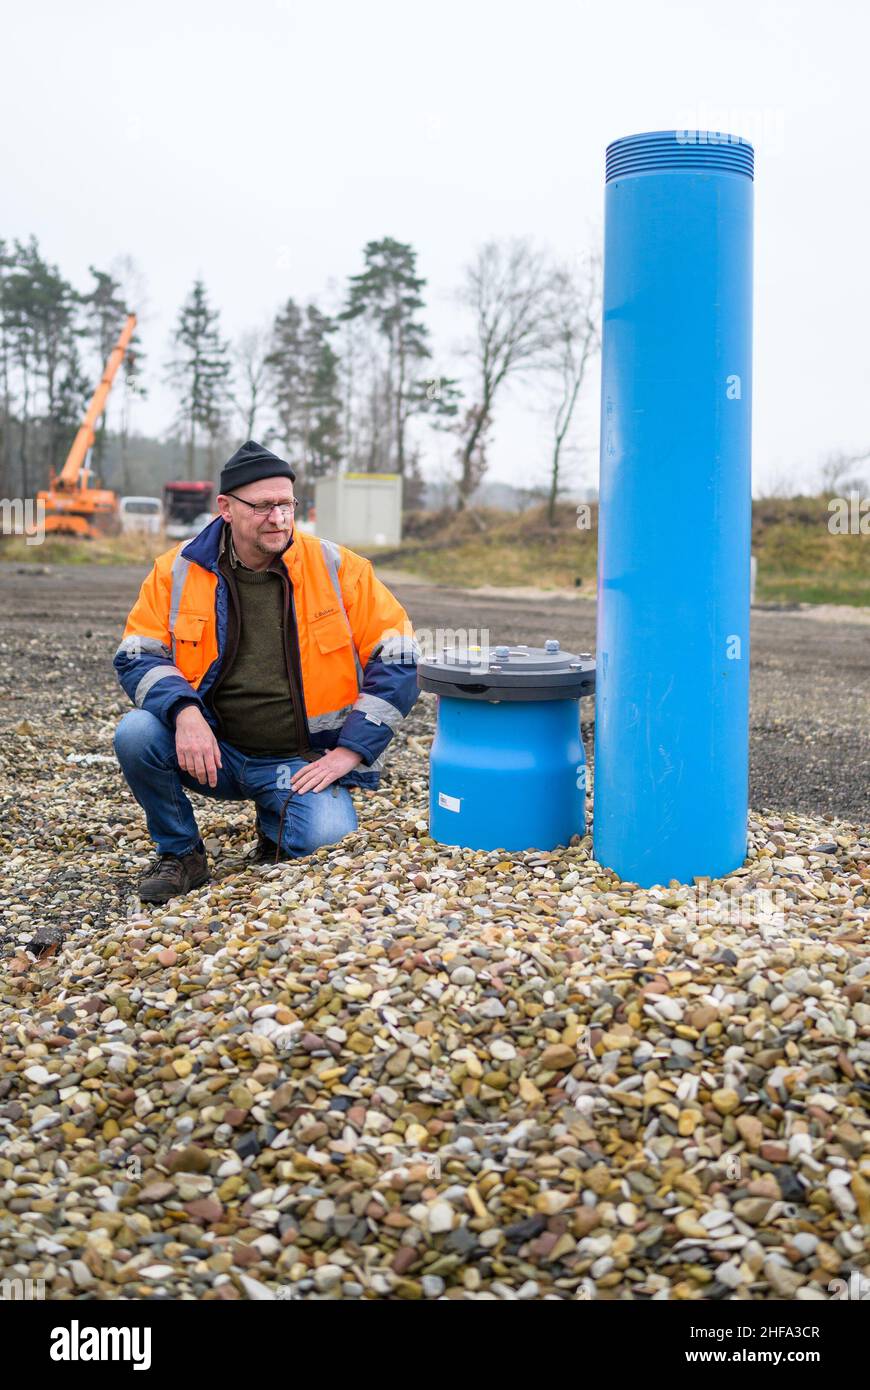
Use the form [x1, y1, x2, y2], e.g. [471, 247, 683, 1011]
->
[312, 605, 338, 621]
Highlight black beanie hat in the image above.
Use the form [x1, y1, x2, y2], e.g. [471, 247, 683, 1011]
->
[219, 440, 296, 494]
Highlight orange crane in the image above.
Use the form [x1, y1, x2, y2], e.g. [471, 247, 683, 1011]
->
[38, 313, 137, 538]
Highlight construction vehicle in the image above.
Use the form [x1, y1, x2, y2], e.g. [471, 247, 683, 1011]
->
[38, 314, 137, 538]
[163, 480, 215, 538]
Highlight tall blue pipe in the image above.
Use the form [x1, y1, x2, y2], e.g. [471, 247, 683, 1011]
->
[593, 130, 754, 888]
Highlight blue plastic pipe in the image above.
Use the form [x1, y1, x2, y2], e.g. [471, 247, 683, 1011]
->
[593, 130, 754, 887]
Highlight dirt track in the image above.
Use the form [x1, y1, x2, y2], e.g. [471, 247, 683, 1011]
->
[0, 561, 867, 826]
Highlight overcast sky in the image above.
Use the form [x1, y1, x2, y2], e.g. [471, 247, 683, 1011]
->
[4, 0, 868, 495]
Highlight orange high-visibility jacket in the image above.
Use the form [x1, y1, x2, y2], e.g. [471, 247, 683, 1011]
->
[113, 517, 420, 788]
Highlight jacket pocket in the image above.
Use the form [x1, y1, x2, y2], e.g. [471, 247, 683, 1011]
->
[172, 613, 209, 679]
[312, 613, 352, 654]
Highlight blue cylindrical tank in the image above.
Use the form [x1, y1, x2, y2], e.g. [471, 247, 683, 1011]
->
[593, 130, 754, 888]
[418, 644, 595, 852]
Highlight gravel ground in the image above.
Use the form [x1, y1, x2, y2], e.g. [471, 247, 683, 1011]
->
[0, 561, 867, 1302]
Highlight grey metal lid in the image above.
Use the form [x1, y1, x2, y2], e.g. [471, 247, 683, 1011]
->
[417, 641, 596, 702]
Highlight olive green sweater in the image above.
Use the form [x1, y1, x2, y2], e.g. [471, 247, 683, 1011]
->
[211, 555, 302, 758]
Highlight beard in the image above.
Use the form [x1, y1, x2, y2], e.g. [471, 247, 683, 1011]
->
[254, 526, 292, 554]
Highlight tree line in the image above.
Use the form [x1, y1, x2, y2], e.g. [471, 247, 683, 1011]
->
[1, 234, 602, 517]
[0, 240, 146, 500]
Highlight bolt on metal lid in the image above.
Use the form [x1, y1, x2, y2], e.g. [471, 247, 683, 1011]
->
[418, 642, 596, 702]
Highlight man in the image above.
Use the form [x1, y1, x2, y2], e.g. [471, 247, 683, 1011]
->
[113, 440, 419, 904]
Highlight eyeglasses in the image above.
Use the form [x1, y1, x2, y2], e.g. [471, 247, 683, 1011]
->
[225, 493, 298, 518]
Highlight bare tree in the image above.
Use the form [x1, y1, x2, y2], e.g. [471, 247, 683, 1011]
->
[231, 325, 271, 439]
[165, 279, 231, 479]
[454, 238, 558, 510]
[817, 447, 870, 497]
[754, 469, 799, 500]
[544, 251, 601, 525]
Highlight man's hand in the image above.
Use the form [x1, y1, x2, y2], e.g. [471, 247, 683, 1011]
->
[175, 705, 222, 787]
[290, 746, 361, 794]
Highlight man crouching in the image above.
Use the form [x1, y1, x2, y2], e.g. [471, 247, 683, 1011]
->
[112, 440, 419, 903]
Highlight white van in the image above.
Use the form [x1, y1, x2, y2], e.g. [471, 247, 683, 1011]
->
[119, 496, 164, 535]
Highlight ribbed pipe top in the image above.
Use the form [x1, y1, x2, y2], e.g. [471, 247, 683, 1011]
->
[605, 130, 754, 182]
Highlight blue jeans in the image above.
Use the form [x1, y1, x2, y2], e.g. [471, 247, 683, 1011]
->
[113, 709, 358, 859]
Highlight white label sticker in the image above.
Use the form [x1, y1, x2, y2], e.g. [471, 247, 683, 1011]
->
[437, 791, 462, 813]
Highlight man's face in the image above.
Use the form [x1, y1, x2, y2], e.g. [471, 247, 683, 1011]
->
[218, 476, 296, 558]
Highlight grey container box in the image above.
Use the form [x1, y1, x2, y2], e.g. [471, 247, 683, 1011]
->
[313, 473, 403, 548]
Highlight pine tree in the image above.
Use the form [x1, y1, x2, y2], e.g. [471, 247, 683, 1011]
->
[299, 306, 342, 478]
[82, 267, 134, 471]
[267, 299, 342, 481]
[23, 242, 81, 479]
[2, 241, 34, 494]
[266, 296, 305, 460]
[107, 255, 149, 490]
[339, 238, 433, 477]
[53, 342, 91, 455]
[165, 279, 231, 479]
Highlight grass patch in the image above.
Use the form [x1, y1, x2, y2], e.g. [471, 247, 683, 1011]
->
[368, 503, 598, 590]
[755, 571, 870, 607]
[366, 497, 868, 606]
[3, 495, 867, 607]
[0, 533, 172, 566]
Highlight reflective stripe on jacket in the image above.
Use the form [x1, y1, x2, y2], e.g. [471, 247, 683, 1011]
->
[113, 516, 420, 789]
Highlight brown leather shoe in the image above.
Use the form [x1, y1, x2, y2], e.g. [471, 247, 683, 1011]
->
[138, 844, 210, 903]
